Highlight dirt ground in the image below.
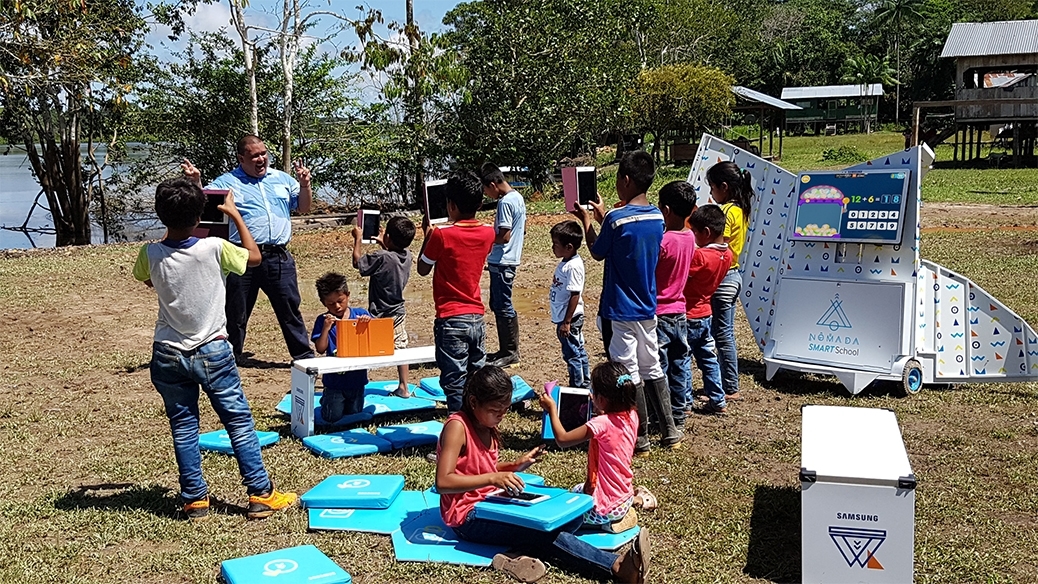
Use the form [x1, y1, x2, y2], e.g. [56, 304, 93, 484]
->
[1, 202, 1037, 583]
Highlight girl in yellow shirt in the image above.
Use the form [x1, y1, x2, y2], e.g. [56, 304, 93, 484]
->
[705, 161, 753, 402]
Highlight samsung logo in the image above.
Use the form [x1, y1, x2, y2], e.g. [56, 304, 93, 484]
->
[836, 512, 879, 522]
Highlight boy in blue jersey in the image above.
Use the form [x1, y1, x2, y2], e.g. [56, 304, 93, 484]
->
[311, 272, 371, 424]
[573, 151, 683, 453]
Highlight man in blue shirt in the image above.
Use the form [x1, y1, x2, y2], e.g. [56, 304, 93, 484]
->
[182, 135, 315, 363]
[480, 163, 526, 368]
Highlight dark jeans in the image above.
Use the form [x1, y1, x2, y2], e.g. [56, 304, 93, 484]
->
[434, 314, 486, 413]
[226, 246, 314, 361]
[150, 339, 271, 502]
[488, 264, 517, 318]
[557, 315, 590, 388]
[319, 380, 365, 424]
[454, 514, 617, 579]
[710, 268, 741, 395]
[686, 316, 725, 408]
[656, 313, 690, 425]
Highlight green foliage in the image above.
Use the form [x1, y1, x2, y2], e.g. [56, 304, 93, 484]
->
[632, 63, 734, 155]
[442, 0, 642, 182]
[820, 145, 868, 164]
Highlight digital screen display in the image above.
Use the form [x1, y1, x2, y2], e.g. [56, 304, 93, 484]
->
[792, 171, 910, 244]
[360, 210, 380, 241]
[577, 168, 598, 206]
[200, 189, 230, 224]
[557, 389, 591, 431]
[424, 180, 449, 224]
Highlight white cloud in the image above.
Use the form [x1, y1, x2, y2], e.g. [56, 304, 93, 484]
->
[183, 2, 234, 35]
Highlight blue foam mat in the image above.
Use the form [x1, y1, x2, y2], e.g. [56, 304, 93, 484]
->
[308, 490, 433, 534]
[375, 421, 444, 448]
[364, 393, 437, 416]
[220, 544, 351, 584]
[471, 484, 594, 532]
[391, 509, 507, 567]
[575, 526, 641, 551]
[302, 429, 393, 459]
[274, 393, 373, 427]
[364, 381, 418, 396]
[301, 475, 406, 510]
[198, 429, 279, 455]
[415, 375, 534, 404]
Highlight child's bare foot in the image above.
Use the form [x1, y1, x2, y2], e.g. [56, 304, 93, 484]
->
[392, 384, 411, 398]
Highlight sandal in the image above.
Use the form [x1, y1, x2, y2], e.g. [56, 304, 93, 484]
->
[633, 486, 658, 512]
[492, 553, 547, 583]
[606, 507, 638, 533]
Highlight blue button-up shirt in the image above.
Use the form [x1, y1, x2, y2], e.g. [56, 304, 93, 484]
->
[207, 166, 300, 245]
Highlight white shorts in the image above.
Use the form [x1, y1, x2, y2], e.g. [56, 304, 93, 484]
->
[608, 318, 663, 385]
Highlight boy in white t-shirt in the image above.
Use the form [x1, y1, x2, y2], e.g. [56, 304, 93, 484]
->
[548, 220, 589, 388]
[133, 178, 296, 521]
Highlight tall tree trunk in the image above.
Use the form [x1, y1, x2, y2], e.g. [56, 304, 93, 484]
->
[279, 0, 300, 171]
[230, 0, 259, 136]
[406, 0, 424, 207]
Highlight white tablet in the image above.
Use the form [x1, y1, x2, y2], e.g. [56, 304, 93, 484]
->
[200, 189, 230, 224]
[424, 179, 449, 225]
[357, 209, 380, 244]
[485, 488, 550, 506]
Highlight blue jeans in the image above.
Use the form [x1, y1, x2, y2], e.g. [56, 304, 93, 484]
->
[454, 514, 617, 578]
[557, 315, 590, 388]
[488, 264, 517, 318]
[710, 268, 741, 395]
[319, 380, 365, 424]
[150, 339, 271, 502]
[226, 246, 314, 361]
[686, 316, 725, 408]
[434, 314, 487, 413]
[656, 313, 690, 425]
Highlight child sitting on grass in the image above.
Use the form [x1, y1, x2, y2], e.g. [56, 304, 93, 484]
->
[436, 365, 650, 583]
[133, 178, 296, 521]
[311, 272, 371, 424]
[540, 362, 659, 535]
[352, 215, 416, 397]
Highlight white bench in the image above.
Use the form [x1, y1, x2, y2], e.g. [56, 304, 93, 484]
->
[289, 346, 437, 438]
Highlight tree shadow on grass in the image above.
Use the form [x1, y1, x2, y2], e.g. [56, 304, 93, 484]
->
[54, 482, 247, 519]
[744, 484, 801, 584]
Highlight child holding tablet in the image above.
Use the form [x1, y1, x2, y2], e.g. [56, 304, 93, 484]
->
[436, 365, 650, 583]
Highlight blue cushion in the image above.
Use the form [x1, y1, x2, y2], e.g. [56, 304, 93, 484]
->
[307, 490, 434, 534]
[414, 375, 534, 404]
[274, 393, 373, 427]
[375, 421, 445, 449]
[576, 526, 641, 551]
[198, 429, 279, 455]
[301, 475, 406, 510]
[363, 394, 437, 417]
[471, 484, 594, 532]
[302, 430, 393, 459]
[220, 545, 350, 584]
[364, 380, 418, 396]
[391, 509, 507, 567]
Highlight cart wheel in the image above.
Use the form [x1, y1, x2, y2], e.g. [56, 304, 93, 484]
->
[901, 360, 923, 396]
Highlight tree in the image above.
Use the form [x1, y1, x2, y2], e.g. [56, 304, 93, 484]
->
[631, 64, 734, 160]
[228, 0, 260, 135]
[840, 54, 897, 133]
[875, 0, 923, 125]
[0, 0, 148, 246]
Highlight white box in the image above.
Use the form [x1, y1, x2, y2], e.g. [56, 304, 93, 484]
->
[801, 405, 915, 583]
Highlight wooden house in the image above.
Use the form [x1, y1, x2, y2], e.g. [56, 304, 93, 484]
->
[781, 84, 883, 135]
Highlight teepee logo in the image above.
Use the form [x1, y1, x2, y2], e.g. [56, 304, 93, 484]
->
[829, 526, 886, 570]
[817, 294, 853, 331]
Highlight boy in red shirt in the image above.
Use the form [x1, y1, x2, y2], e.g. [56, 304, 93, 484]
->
[418, 170, 496, 413]
[683, 205, 732, 414]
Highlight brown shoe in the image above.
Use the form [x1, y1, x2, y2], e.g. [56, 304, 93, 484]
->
[492, 553, 546, 582]
[613, 527, 651, 583]
[606, 508, 638, 533]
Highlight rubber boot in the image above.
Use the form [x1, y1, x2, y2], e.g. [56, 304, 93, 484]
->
[645, 376, 682, 447]
[486, 314, 510, 363]
[489, 316, 521, 368]
[634, 381, 651, 454]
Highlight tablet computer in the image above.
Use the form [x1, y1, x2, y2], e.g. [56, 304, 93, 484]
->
[424, 179, 449, 225]
[541, 383, 593, 441]
[562, 167, 597, 212]
[200, 189, 230, 224]
[357, 209, 380, 243]
[485, 488, 551, 506]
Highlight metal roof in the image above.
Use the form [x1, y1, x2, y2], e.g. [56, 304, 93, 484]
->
[731, 86, 801, 110]
[941, 20, 1038, 58]
[781, 84, 884, 100]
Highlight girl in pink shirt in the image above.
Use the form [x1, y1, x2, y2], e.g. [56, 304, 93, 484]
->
[540, 362, 659, 533]
[438, 365, 650, 583]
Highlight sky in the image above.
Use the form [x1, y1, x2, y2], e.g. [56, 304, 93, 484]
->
[145, 0, 463, 59]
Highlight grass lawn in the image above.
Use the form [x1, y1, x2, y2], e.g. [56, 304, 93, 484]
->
[2, 209, 1037, 582]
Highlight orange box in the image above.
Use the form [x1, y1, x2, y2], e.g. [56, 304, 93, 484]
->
[336, 317, 395, 358]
